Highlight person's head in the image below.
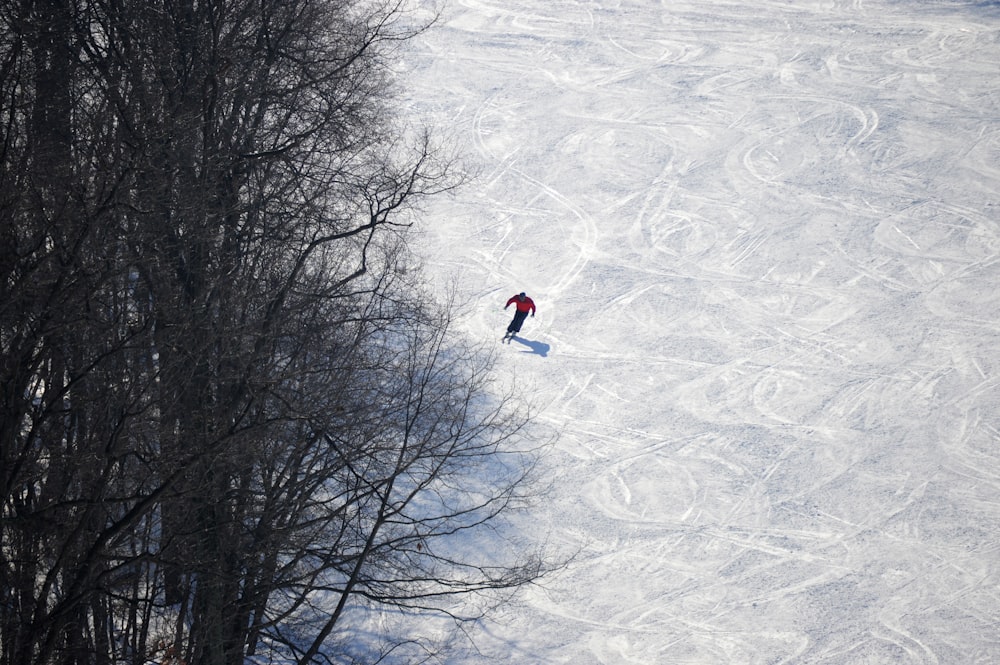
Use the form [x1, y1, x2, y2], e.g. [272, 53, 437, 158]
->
[518, 292, 526, 301]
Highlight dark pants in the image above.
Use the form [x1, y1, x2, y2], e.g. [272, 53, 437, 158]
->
[507, 310, 529, 334]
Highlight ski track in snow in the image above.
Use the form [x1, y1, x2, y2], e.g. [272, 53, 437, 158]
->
[403, 0, 1000, 662]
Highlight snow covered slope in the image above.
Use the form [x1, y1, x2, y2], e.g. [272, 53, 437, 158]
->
[403, 0, 1000, 662]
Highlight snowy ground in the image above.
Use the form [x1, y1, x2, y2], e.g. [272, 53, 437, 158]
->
[400, 0, 1000, 662]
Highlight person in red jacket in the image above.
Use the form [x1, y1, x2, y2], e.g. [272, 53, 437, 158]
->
[503, 292, 535, 339]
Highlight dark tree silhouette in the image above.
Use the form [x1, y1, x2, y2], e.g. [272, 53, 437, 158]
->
[0, 1, 548, 664]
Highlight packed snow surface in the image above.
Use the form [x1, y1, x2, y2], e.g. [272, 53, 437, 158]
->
[402, 0, 1000, 662]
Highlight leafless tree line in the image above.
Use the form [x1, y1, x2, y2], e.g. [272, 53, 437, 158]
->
[0, 1, 546, 664]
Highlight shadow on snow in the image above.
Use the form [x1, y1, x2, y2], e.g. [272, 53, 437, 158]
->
[509, 336, 550, 357]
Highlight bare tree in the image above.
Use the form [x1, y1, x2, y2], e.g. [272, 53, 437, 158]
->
[1, 1, 550, 665]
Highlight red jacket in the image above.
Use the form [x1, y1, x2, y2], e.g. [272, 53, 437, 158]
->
[506, 294, 535, 314]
